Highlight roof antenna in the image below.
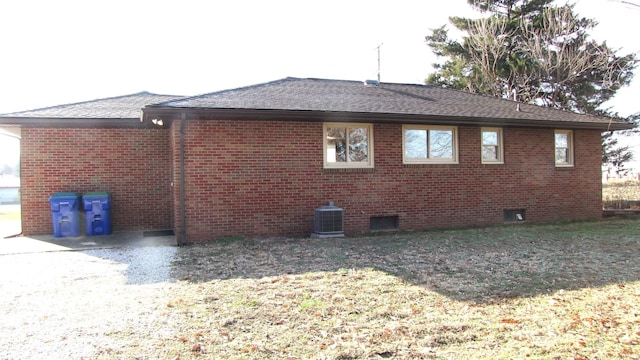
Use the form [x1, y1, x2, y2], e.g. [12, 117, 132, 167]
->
[376, 43, 383, 83]
[364, 44, 383, 86]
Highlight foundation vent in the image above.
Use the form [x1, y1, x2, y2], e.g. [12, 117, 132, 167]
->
[504, 209, 526, 223]
[370, 216, 399, 231]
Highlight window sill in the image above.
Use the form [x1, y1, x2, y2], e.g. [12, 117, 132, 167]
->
[402, 163, 460, 169]
[323, 168, 376, 174]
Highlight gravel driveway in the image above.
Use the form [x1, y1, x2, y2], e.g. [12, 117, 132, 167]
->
[0, 241, 180, 359]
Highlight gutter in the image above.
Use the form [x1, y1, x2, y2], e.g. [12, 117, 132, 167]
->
[0, 117, 157, 129]
[141, 108, 635, 131]
[178, 113, 187, 245]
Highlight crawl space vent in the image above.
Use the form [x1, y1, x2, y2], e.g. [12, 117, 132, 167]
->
[370, 216, 399, 231]
[504, 209, 526, 222]
[311, 202, 344, 238]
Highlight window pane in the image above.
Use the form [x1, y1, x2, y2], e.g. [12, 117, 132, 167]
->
[483, 145, 498, 160]
[348, 127, 369, 162]
[556, 148, 568, 163]
[482, 131, 498, 146]
[555, 133, 568, 148]
[404, 129, 427, 158]
[326, 127, 346, 163]
[430, 130, 453, 158]
[402, 126, 458, 164]
[555, 132, 572, 165]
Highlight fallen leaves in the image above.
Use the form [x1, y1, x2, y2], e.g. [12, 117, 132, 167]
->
[157, 219, 640, 358]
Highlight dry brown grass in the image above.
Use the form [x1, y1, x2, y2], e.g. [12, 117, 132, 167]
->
[0, 209, 20, 221]
[98, 218, 640, 359]
[603, 179, 640, 202]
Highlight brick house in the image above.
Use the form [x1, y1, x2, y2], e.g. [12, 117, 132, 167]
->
[0, 78, 633, 243]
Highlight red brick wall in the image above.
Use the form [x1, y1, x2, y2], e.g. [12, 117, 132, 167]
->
[20, 127, 172, 235]
[174, 120, 603, 242]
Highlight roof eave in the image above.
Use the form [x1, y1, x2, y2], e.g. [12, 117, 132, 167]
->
[142, 107, 633, 131]
[0, 117, 161, 129]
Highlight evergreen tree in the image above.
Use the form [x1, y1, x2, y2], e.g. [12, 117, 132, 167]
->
[426, 0, 637, 171]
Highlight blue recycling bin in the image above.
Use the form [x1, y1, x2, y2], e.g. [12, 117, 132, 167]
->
[83, 192, 112, 236]
[50, 192, 81, 238]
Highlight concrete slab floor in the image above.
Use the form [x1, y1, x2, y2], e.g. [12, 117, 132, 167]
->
[0, 231, 177, 255]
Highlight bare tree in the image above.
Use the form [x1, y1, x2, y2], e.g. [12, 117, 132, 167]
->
[465, 17, 516, 98]
[427, 0, 638, 170]
[608, 0, 640, 8]
[458, 4, 636, 113]
[519, 6, 635, 110]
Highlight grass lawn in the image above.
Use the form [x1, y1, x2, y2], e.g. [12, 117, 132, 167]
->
[144, 218, 640, 359]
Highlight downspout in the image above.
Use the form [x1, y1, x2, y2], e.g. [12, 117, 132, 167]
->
[178, 113, 187, 245]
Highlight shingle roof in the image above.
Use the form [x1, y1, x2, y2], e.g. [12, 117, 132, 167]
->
[145, 77, 632, 130]
[1, 91, 182, 120]
[1, 79, 631, 131]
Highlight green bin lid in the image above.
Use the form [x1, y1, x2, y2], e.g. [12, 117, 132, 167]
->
[51, 192, 79, 198]
[84, 192, 110, 197]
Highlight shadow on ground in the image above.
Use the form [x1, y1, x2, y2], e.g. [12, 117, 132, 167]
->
[3, 218, 639, 299]
[169, 218, 640, 303]
[0, 231, 178, 284]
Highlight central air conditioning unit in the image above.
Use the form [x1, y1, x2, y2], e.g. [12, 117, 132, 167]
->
[312, 201, 345, 238]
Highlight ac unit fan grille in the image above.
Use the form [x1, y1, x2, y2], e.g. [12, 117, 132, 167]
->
[314, 208, 344, 234]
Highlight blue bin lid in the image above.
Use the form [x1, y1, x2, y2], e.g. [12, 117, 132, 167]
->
[83, 192, 110, 210]
[50, 192, 80, 211]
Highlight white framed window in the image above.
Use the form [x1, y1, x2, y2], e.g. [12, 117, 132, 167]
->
[324, 123, 374, 168]
[402, 125, 458, 164]
[554, 130, 574, 167]
[481, 127, 504, 164]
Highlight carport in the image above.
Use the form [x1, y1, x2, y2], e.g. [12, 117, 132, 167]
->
[0, 92, 182, 241]
[0, 128, 21, 238]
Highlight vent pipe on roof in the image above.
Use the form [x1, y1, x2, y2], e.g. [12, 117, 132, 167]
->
[513, 88, 521, 112]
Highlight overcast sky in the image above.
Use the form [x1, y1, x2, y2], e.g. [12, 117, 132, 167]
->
[1, 0, 639, 167]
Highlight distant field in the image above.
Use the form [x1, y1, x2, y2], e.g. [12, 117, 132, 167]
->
[603, 179, 640, 209]
[0, 209, 20, 222]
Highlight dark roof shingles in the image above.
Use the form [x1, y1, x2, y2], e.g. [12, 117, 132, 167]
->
[152, 77, 627, 128]
[2, 91, 183, 119]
